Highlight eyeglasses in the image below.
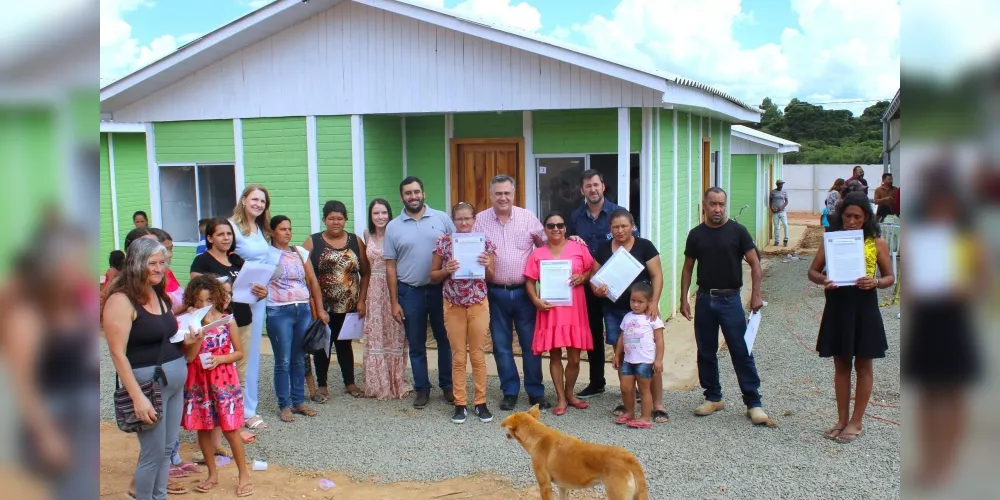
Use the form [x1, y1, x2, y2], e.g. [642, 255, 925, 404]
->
[545, 222, 566, 230]
[454, 217, 474, 222]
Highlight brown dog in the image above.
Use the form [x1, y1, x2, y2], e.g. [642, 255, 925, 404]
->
[500, 405, 649, 500]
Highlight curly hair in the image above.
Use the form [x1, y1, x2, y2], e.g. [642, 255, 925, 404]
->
[831, 191, 880, 239]
[182, 274, 230, 315]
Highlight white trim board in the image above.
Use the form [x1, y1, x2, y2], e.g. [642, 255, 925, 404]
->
[639, 107, 653, 238]
[233, 118, 246, 197]
[350, 115, 367, 235]
[523, 111, 537, 214]
[671, 109, 678, 308]
[144, 123, 161, 228]
[444, 113, 454, 209]
[617, 108, 630, 210]
[306, 115, 320, 234]
[108, 133, 121, 250]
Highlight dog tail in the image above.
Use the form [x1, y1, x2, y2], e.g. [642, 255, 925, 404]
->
[631, 463, 650, 500]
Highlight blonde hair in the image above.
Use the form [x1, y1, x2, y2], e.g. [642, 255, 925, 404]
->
[232, 184, 272, 238]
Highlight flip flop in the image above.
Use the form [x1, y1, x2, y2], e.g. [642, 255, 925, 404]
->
[552, 406, 567, 416]
[239, 431, 256, 444]
[169, 465, 190, 478]
[245, 415, 267, 430]
[823, 426, 846, 440]
[167, 481, 189, 494]
[653, 410, 670, 423]
[215, 447, 234, 458]
[279, 409, 295, 423]
[292, 405, 319, 417]
[614, 414, 631, 425]
[236, 482, 254, 497]
[195, 480, 218, 493]
[835, 429, 864, 444]
[179, 462, 201, 473]
[627, 419, 653, 429]
[568, 400, 589, 409]
[345, 387, 364, 398]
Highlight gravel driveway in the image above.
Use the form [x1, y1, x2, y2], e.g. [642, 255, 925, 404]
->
[100, 258, 900, 499]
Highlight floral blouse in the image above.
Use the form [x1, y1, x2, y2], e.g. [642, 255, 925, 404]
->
[433, 234, 497, 307]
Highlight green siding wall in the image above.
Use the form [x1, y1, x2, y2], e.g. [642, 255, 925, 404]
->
[100, 134, 115, 270]
[722, 122, 731, 201]
[155, 120, 234, 163]
[657, 109, 675, 315]
[452, 112, 522, 139]
[243, 117, 310, 234]
[316, 116, 355, 232]
[113, 133, 151, 250]
[364, 115, 404, 216]
[533, 109, 617, 154]
[731, 154, 758, 242]
[676, 113, 691, 282]
[405, 115, 446, 211]
[171, 248, 196, 285]
[629, 108, 641, 153]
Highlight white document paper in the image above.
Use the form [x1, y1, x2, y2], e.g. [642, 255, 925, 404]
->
[539, 260, 573, 306]
[591, 247, 645, 302]
[744, 311, 761, 354]
[171, 305, 213, 343]
[823, 230, 866, 286]
[907, 225, 957, 296]
[232, 262, 276, 304]
[201, 314, 234, 333]
[337, 313, 365, 340]
[452, 233, 487, 280]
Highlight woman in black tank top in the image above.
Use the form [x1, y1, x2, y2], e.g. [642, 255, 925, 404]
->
[103, 238, 202, 500]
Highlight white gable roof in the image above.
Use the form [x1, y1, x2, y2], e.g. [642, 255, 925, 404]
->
[100, 0, 761, 122]
[732, 125, 800, 153]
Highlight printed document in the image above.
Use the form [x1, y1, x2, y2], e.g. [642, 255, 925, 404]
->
[232, 262, 277, 304]
[823, 230, 866, 286]
[744, 311, 761, 354]
[452, 233, 487, 280]
[539, 260, 573, 306]
[591, 247, 644, 302]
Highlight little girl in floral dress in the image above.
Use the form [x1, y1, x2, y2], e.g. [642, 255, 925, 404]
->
[181, 275, 253, 497]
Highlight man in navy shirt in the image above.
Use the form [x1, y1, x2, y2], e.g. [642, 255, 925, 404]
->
[567, 169, 636, 399]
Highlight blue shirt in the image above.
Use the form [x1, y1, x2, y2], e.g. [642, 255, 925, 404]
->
[195, 239, 207, 255]
[568, 199, 638, 255]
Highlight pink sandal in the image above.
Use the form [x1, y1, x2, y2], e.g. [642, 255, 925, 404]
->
[614, 414, 631, 425]
[568, 400, 589, 410]
[627, 419, 653, 429]
[552, 406, 567, 416]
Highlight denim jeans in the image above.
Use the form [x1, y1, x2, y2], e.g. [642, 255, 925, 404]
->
[772, 211, 789, 242]
[265, 302, 312, 410]
[487, 286, 544, 399]
[603, 308, 628, 347]
[398, 282, 452, 394]
[693, 292, 763, 408]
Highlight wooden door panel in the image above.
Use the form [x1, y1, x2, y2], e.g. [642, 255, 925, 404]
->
[451, 140, 523, 213]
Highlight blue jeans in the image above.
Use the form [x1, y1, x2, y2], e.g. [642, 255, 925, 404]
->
[398, 282, 452, 394]
[603, 308, 628, 346]
[265, 302, 311, 410]
[487, 286, 544, 398]
[693, 292, 762, 408]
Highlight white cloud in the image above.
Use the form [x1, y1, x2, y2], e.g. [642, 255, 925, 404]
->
[101, 0, 200, 85]
[451, 0, 542, 32]
[248, 0, 274, 9]
[567, 0, 900, 114]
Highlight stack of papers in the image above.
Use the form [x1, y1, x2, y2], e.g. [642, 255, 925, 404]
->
[590, 248, 644, 302]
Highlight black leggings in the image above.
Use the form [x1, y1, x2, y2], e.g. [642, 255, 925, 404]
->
[314, 312, 356, 388]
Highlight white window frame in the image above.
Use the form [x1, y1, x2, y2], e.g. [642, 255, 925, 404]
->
[157, 161, 237, 245]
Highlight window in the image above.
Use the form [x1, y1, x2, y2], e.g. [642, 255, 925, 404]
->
[159, 164, 236, 242]
[536, 153, 640, 231]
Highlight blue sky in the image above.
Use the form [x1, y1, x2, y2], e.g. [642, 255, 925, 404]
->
[101, 0, 899, 114]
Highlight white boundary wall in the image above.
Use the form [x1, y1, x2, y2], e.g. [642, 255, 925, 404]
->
[781, 164, 883, 213]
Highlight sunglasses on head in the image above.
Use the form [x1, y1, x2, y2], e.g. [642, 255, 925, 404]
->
[545, 222, 566, 230]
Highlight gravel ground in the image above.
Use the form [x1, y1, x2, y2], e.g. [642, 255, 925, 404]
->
[100, 258, 900, 499]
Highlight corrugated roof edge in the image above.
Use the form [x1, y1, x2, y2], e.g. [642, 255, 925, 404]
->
[882, 89, 900, 121]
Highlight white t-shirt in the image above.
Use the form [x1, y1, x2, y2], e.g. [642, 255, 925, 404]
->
[620, 312, 665, 364]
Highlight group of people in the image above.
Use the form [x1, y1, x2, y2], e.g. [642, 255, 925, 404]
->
[104, 159, 911, 498]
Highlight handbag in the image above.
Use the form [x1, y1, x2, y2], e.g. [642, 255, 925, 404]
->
[301, 317, 331, 356]
[113, 297, 170, 433]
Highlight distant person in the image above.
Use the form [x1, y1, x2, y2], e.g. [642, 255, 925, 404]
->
[102, 250, 125, 291]
[846, 166, 869, 196]
[769, 180, 789, 247]
[823, 179, 845, 229]
[196, 218, 210, 255]
[873, 173, 899, 221]
[133, 210, 149, 228]
[680, 187, 769, 425]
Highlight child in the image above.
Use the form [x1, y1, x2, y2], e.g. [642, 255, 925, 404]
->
[101, 250, 124, 291]
[429, 201, 496, 424]
[196, 218, 210, 255]
[611, 282, 665, 429]
[181, 275, 253, 496]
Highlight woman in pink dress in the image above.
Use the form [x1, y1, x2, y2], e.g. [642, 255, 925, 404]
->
[524, 211, 597, 416]
[362, 199, 413, 400]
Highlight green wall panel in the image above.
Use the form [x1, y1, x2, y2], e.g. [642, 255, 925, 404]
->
[453, 112, 522, 139]
[113, 133, 151, 250]
[657, 109, 675, 316]
[533, 109, 617, 154]
[316, 116, 355, 233]
[405, 115, 446, 211]
[731, 154, 758, 242]
[242, 117, 310, 233]
[630, 108, 641, 153]
[364, 115, 404, 217]
[155, 120, 234, 163]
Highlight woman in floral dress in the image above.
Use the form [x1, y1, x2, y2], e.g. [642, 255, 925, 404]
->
[362, 199, 413, 400]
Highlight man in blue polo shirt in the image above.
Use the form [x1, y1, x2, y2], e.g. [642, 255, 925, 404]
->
[567, 169, 636, 399]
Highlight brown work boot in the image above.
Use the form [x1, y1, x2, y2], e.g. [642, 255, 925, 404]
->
[747, 407, 769, 425]
[694, 400, 725, 416]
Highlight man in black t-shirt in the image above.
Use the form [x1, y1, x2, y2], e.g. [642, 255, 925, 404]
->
[680, 187, 769, 425]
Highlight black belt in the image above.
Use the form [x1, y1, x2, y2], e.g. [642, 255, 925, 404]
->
[700, 288, 740, 297]
[489, 283, 525, 291]
[398, 282, 440, 289]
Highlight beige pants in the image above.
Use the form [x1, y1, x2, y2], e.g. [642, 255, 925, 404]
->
[235, 324, 252, 385]
[444, 299, 490, 406]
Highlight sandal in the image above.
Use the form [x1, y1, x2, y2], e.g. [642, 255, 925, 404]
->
[215, 447, 234, 458]
[292, 405, 319, 417]
[169, 465, 190, 478]
[824, 426, 846, 440]
[312, 388, 330, 404]
[345, 386, 363, 398]
[236, 481, 254, 497]
[612, 404, 626, 416]
[179, 462, 201, 474]
[279, 409, 295, 423]
[167, 481, 189, 494]
[552, 406, 567, 416]
[245, 415, 267, 430]
[239, 431, 256, 444]
[835, 429, 864, 444]
[568, 400, 589, 409]
[653, 410, 670, 423]
[195, 480, 218, 493]
[627, 419, 653, 429]
[614, 414, 631, 425]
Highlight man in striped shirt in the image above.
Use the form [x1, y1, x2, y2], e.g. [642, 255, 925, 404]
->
[473, 175, 551, 411]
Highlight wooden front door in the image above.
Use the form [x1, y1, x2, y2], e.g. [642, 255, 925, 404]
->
[450, 138, 525, 212]
[700, 137, 711, 221]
